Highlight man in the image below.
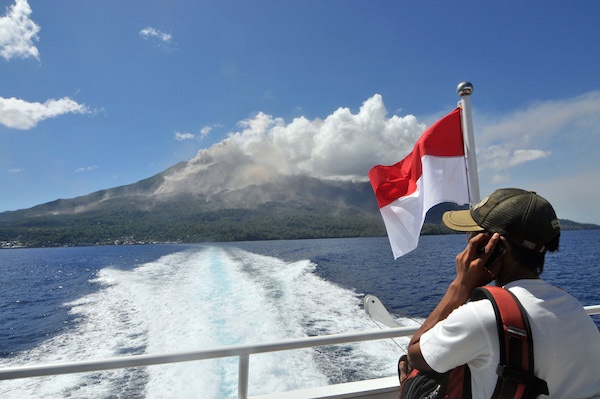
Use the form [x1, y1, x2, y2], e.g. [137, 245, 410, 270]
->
[402, 188, 600, 398]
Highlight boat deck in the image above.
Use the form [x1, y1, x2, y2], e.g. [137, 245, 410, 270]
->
[253, 376, 399, 399]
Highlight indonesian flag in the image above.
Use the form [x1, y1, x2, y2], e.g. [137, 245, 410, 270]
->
[369, 108, 469, 258]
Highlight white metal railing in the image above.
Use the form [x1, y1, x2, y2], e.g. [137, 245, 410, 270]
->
[1, 306, 598, 399]
[0, 325, 418, 399]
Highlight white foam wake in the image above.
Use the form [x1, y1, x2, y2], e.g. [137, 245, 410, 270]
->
[0, 245, 404, 398]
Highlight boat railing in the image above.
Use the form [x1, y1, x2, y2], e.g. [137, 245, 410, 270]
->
[1, 305, 599, 399]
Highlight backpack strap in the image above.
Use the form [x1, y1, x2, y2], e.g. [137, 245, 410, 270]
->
[471, 286, 549, 398]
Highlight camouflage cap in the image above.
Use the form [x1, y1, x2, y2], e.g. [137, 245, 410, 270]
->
[443, 188, 561, 252]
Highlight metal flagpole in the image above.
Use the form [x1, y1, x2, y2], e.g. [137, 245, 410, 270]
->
[457, 81, 480, 206]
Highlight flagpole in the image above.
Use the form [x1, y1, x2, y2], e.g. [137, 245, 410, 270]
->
[457, 81, 480, 206]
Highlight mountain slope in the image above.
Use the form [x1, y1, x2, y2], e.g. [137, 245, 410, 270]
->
[0, 159, 387, 246]
[1, 147, 596, 247]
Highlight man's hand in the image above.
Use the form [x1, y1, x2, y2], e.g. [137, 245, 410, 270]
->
[407, 232, 506, 372]
[454, 232, 502, 291]
[398, 354, 413, 384]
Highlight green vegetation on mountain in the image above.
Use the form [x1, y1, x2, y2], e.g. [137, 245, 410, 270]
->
[0, 201, 386, 247]
[0, 161, 597, 248]
[1, 201, 595, 248]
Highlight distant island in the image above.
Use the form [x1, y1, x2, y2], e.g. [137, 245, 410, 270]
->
[1, 196, 595, 249]
[1, 159, 596, 249]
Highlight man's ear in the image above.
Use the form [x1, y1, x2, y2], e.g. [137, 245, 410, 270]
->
[493, 237, 513, 284]
[500, 236, 511, 259]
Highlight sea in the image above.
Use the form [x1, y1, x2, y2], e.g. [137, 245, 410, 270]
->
[1, 230, 599, 398]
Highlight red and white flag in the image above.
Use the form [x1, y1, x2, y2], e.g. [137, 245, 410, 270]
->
[369, 108, 469, 258]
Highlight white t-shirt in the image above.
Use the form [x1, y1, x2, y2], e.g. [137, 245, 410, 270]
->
[419, 279, 600, 398]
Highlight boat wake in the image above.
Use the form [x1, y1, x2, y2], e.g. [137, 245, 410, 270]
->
[0, 245, 412, 398]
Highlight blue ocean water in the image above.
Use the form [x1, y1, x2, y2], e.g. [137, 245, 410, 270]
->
[0, 230, 598, 398]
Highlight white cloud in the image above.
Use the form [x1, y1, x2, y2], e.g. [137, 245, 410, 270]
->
[476, 90, 600, 183]
[478, 145, 552, 183]
[157, 95, 427, 195]
[175, 131, 195, 141]
[221, 94, 425, 180]
[205, 92, 600, 183]
[170, 92, 587, 188]
[158, 92, 600, 216]
[0, 96, 91, 129]
[75, 165, 98, 173]
[139, 26, 172, 42]
[200, 126, 211, 137]
[175, 124, 222, 141]
[479, 91, 600, 143]
[139, 26, 175, 49]
[0, 0, 40, 61]
[200, 125, 216, 138]
[508, 149, 551, 167]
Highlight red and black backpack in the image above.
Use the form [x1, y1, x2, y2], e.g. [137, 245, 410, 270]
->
[400, 286, 550, 398]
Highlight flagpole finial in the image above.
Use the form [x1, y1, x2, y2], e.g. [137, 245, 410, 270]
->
[457, 82, 473, 97]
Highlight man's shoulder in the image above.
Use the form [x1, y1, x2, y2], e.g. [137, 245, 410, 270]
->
[455, 294, 497, 326]
[505, 279, 579, 303]
[504, 279, 569, 300]
[504, 278, 550, 290]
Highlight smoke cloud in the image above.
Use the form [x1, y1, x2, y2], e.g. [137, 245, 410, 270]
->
[213, 94, 424, 179]
[158, 91, 600, 197]
[157, 94, 426, 195]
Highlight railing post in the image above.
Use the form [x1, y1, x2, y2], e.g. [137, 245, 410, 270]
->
[238, 354, 249, 399]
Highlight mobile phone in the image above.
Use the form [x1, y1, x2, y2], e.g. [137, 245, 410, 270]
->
[484, 241, 506, 269]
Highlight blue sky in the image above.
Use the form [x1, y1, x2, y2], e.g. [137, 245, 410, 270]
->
[1, 0, 600, 224]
